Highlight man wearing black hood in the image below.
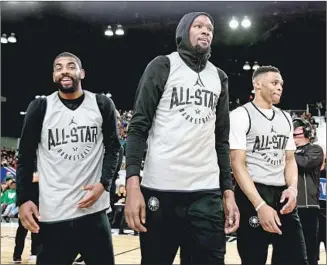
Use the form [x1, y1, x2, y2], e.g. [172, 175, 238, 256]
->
[125, 12, 239, 265]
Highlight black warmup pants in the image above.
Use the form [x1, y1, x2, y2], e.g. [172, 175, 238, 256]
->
[298, 208, 320, 265]
[139, 187, 226, 265]
[235, 183, 309, 265]
[13, 218, 42, 259]
[36, 210, 114, 265]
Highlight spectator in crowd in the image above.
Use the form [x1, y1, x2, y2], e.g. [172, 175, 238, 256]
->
[293, 118, 324, 265]
[1, 147, 18, 169]
[1, 179, 17, 222]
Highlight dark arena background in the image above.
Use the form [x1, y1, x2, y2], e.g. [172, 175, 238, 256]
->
[1, 1, 326, 264]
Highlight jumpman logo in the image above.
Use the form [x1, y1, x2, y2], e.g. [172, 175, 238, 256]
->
[69, 117, 77, 125]
[271, 125, 276, 133]
[194, 76, 204, 87]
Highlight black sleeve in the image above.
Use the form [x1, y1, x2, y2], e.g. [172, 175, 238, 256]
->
[295, 144, 324, 169]
[96, 95, 121, 192]
[216, 68, 234, 193]
[126, 55, 170, 179]
[16, 98, 47, 206]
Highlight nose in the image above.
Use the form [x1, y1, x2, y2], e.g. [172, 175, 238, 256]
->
[201, 27, 210, 36]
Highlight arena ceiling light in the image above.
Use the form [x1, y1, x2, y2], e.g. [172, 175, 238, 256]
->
[115, 24, 124, 36]
[243, 61, 251, 70]
[243, 61, 260, 71]
[104, 25, 114, 36]
[1, 33, 17, 44]
[241, 16, 251, 29]
[1, 34, 8, 44]
[252, 61, 260, 70]
[229, 17, 239, 29]
[8, 33, 17, 43]
[20, 111, 26, 115]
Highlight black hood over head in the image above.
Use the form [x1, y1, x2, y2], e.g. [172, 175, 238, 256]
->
[176, 12, 214, 72]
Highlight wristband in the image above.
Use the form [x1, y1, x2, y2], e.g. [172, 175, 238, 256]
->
[255, 201, 266, 212]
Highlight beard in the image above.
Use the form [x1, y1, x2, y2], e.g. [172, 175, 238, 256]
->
[55, 75, 80, 94]
[194, 43, 211, 55]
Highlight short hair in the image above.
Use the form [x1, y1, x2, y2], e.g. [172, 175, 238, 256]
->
[53, 52, 82, 69]
[252, 65, 280, 80]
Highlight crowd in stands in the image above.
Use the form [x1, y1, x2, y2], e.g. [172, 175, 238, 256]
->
[1, 147, 17, 169]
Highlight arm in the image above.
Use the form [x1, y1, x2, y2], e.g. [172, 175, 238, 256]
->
[229, 108, 265, 208]
[216, 69, 233, 194]
[295, 145, 324, 169]
[230, 150, 265, 208]
[125, 56, 170, 186]
[96, 95, 121, 192]
[284, 151, 298, 188]
[16, 98, 46, 207]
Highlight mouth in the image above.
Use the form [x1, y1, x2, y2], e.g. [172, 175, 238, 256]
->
[60, 77, 73, 87]
[198, 38, 209, 45]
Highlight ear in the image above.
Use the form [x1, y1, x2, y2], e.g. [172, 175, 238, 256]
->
[253, 79, 261, 90]
[80, 69, 85, 80]
[52, 72, 56, 83]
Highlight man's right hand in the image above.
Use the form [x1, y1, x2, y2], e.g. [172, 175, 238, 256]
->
[257, 203, 282, 235]
[19, 201, 40, 233]
[124, 176, 147, 232]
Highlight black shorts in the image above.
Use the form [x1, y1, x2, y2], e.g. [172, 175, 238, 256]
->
[235, 183, 309, 265]
[139, 186, 226, 265]
[37, 210, 114, 265]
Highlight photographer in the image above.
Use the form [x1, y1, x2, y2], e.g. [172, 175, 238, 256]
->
[293, 118, 324, 265]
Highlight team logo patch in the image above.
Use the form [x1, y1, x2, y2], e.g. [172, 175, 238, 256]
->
[148, 197, 160, 211]
[249, 216, 260, 228]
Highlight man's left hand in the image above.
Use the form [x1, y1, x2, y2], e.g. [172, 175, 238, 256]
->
[280, 187, 297, 215]
[77, 183, 105, 209]
[223, 190, 240, 234]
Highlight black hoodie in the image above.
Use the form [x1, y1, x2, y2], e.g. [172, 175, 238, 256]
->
[126, 12, 233, 193]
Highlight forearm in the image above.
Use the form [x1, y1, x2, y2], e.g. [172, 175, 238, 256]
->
[101, 141, 121, 191]
[284, 157, 298, 188]
[217, 143, 234, 193]
[16, 153, 37, 206]
[232, 163, 264, 208]
[125, 134, 147, 179]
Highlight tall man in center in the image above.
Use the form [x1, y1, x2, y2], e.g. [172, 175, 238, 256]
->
[125, 12, 239, 265]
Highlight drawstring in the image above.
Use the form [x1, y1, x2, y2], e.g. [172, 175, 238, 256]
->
[197, 56, 205, 87]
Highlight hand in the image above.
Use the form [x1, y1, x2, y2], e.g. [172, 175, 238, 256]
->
[257, 203, 282, 235]
[124, 177, 147, 232]
[223, 190, 240, 234]
[77, 183, 105, 209]
[280, 187, 297, 215]
[19, 200, 40, 233]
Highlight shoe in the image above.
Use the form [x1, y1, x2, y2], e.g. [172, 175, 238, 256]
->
[28, 255, 37, 262]
[74, 256, 85, 265]
[13, 257, 22, 264]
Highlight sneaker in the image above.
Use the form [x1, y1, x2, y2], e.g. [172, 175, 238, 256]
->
[13, 257, 22, 264]
[28, 255, 37, 262]
[74, 256, 85, 265]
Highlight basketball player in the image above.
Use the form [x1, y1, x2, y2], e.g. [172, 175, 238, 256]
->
[229, 66, 309, 265]
[125, 12, 239, 265]
[293, 118, 324, 265]
[16, 52, 120, 265]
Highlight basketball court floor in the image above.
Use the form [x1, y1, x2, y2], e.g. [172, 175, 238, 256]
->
[1, 223, 326, 264]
